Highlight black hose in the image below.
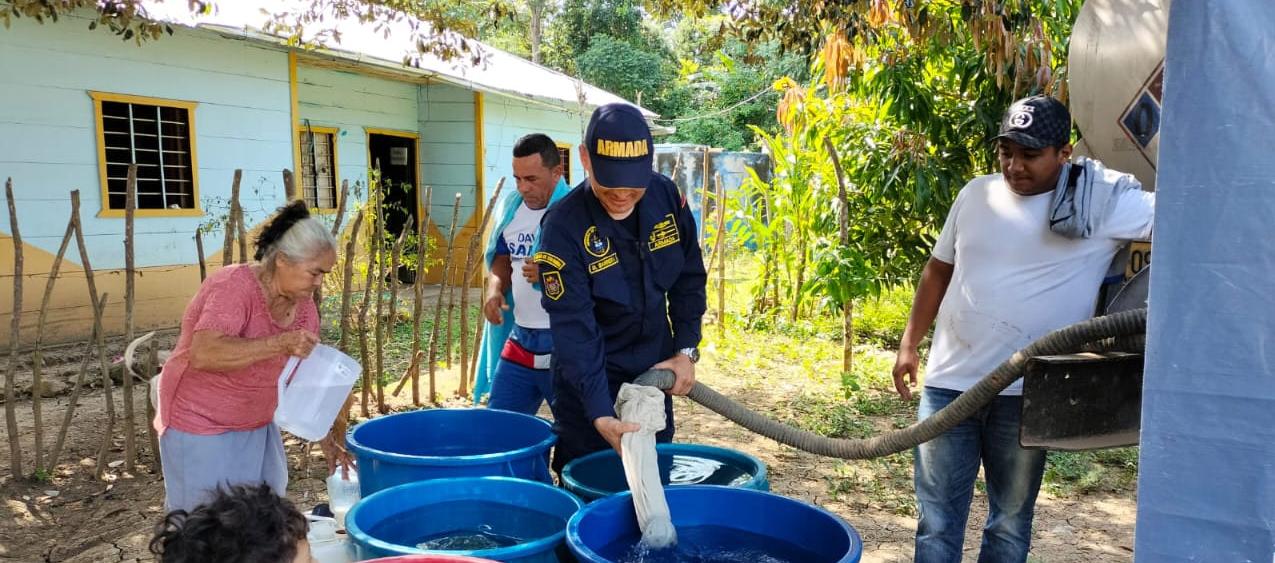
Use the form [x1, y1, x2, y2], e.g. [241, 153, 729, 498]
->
[635, 308, 1147, 459]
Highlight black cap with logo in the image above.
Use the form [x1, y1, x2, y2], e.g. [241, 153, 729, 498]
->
[995, 95, 1072, 149]
[585, 103, 654, 189]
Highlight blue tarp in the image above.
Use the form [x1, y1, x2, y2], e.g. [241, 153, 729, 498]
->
[1137, 2, 1275, 560]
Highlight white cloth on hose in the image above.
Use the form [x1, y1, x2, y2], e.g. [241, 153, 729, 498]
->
[615, 383, 677, 549]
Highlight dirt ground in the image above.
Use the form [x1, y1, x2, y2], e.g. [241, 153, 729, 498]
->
[0, 332, 1136, 562]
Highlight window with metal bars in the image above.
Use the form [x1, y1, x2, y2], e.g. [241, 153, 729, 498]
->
[299, 127, 339, 209]
[95, 95, 197, 211]
[557, 143, 572, 184]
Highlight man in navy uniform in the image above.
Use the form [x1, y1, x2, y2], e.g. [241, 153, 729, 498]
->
[534, 103, 706, 473]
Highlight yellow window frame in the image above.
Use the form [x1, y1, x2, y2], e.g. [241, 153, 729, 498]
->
[297, 125, 342, 213]
[89, 90, 202, 218]
[556, 141, 573, 185]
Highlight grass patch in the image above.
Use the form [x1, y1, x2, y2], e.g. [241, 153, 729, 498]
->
[780, 391, 878, 439]
[854, 285, 915, 349]
[826, 455, 918, 516]
[769, 377, 920, 514]
[711, 311, 1139, 510]
[1043, 448, 1140, 495]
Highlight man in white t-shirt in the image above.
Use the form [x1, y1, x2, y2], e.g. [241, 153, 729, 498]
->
[480, 134, 571, 414]
[892, 96, 1154, 563]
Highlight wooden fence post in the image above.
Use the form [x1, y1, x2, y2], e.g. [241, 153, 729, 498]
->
[50, 296, 108, 469]
[144, 341, 161, 472]
[387, 227, 405, 339]
[282, 169, 295, 201]
[357, 218, 375, 419]
[331, 179, 350, 237]
[69, 189, 118, 480]
[458, 178, 506, 396]
[337, 211, 364, 354]
[427, 194, 463, 404]
[411, 185, 433, 406]
[122, 165, 138, 472]
[235, 194, 247, 265]
[712, 176, 728, 337]
[224, 170, 242, 266]
[194, 229, 207, 282]
[4, 178, 25, 477]
[30, 189, 79, 474]
[373, 186, 387, 414]
[338, 211, 364, 423]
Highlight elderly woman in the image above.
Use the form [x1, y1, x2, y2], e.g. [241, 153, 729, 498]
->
[155, 201, 353, 512]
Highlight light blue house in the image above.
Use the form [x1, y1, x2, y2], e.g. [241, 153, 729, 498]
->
[0, 3, 652, 344]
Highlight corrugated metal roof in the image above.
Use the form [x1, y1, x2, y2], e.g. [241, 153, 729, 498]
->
[138, 0, 656, 117]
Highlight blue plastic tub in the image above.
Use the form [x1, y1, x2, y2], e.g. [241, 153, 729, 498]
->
[561, 443, 769, 502]
[363, 556, 496, 562]
[347, 408, 555, 496]
[347, 476, 583, 563]
[567, 485, 862, 563]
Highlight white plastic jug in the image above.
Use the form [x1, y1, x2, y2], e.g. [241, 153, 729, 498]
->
[326, 468, 360, 530]
[306, 514, 353, 563]
[274, 344, 361, 442]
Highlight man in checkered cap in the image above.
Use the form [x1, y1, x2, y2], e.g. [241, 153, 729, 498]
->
[891, 95, 1155, 562]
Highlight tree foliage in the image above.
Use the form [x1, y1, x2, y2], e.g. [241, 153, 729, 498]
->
[1, 0, 513, 64]
[539, 0, 693, 117]
[577, 34, 670, 107]
[718, 0, 1082, 324]
[546, 0, 667, 68]
[0, 0, 206, 42]
[469, 0, 555, 61]
[659, 17, 808, 149]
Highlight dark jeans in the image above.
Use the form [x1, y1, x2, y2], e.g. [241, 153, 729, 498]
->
[913, 386, 1047, 563]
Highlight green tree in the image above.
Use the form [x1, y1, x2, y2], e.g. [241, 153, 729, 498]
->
[545, 0, 666, 69]
[704, 0, 1081, 374]
[459, 0, 558, 62]
[539, 0, 690, 117]
[576, 34, 672, 108]
[659, 18, 808, 149]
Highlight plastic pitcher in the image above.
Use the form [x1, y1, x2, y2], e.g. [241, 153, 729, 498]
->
[275, 344, 361, 442]
[307, 514, 354, 563]
[327, 468, 361, 530]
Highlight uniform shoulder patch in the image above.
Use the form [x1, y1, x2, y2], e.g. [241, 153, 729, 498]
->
[542, 270, 565, 300]
[533, 251, 565, 270]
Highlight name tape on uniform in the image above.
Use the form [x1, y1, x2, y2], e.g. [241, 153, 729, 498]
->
[588, 253, 619, 275]
[533, 251, 565, 270]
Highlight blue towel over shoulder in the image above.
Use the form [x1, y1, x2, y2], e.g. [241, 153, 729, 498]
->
[1049, 156, 1144, 239]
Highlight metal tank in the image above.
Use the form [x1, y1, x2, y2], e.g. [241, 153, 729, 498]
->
[1069, 0, 1170, 286]
[1068, 0, 1170, 192]
[1017, 0, 1171, 451]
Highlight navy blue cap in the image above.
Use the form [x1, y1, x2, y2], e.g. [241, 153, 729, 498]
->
[995, 96, 1072, 149]
[585, 103, 653, 189]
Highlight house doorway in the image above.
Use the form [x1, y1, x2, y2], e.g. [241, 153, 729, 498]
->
[368, 130, 419, 283]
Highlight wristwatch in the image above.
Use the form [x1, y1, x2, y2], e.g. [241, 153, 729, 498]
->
[678, 347, 700, 364]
